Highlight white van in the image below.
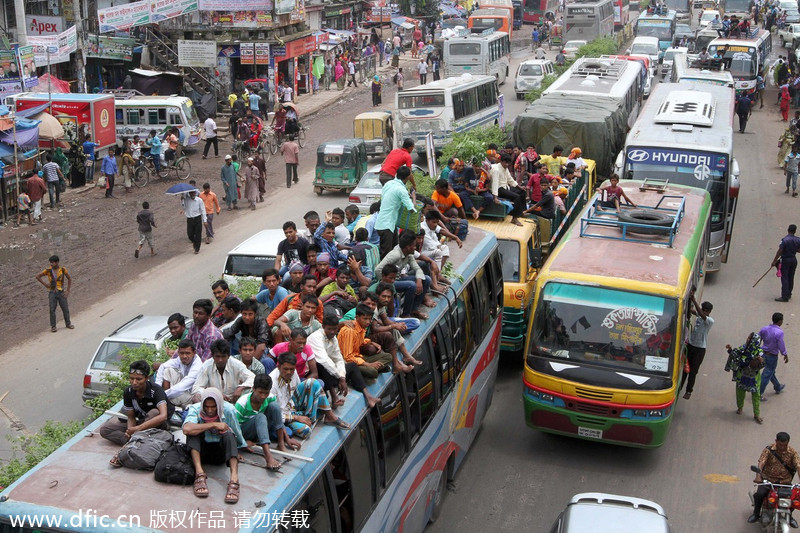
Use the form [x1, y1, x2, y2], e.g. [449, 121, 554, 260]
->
[110, 90, 202, 146]
[661, 46, 688, 78]
[628, 36, 661, 72]
[222, 229, 284, 286]
[515, 59, 555, 99]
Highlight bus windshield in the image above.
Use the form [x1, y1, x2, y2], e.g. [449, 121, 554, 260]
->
[182, 101, 199, 125]
[635, 23, 671, 39]
[448, 43, 483, 55]
[519, 63, 544, 76]
[708, 46, 757, 77]
[530, 283, 678, 379]
[398, 94, 445, 108]
[631, 40, 660, 55]
[625, 148, 727, 231]
[472, 17, 504, 29]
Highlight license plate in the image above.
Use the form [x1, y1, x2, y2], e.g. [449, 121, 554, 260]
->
[578, 427, 603, 439]
[367, 195, 379, 204]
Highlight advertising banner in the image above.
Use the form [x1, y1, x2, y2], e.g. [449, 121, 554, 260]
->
[86, 35, 135, 61]
[0, 50, 22, 96]
[150, 0, 198, 23]
[199, 10, 273, 27]
[198, 0, 266, 11]
[25, 15, 63, 36]
[98, 0, 150, 32]
[240, 42, 254, 64]
[254, 42, 270, 65]
[275, 0, 294, 15]
[178, 39, 216, 67]
[29, 24, 77, 65]
[18, 46, 38, 89]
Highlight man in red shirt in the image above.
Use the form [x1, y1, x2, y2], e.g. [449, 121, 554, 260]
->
[379, 138, 416, 188]
[26, 173, 48, 222]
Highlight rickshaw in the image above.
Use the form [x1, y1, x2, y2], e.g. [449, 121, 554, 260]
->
[313, 139, 369, 195]
[353, 111, 395, 157]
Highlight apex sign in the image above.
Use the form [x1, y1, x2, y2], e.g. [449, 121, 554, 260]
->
[25, 15, 63, 36]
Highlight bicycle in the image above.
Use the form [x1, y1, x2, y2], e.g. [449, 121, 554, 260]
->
[132, 149, 191, 187]
[272, 123, 308, 149]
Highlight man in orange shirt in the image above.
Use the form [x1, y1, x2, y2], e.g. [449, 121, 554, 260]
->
[267, 275, 324, 326]
[431, 178, 469, 240]
[337, 304, 397, 378]
[200, 183, 221, 244]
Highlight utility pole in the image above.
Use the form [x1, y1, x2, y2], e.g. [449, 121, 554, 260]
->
[13, 0, 27, 45]
[72, 0, 87, 93]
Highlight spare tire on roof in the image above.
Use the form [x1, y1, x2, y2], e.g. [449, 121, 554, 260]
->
[617, 208, 674, 235]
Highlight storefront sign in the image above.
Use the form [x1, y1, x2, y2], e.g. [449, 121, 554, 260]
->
[275, 0, 295, 15]
[291, 0, 305, 22]
[368, 7, 392, 21]
[198, 0, 267, 10]
[98, 0, 150, 32]
[177, 39, 216, 67]
[279, 35, 318, 59]
[25, 15, 63, 36]
[271, 46, 287, 56]
[150, 0, 199, 22]
[86, 35, 135, 61]
[200, 10, 273, 27]
[240, 42, 254, 64]
[254, 42, 270, 65]
[218, 45, 240, 58]
[18, 46, 38, 89]
[29, 24, 77, 65]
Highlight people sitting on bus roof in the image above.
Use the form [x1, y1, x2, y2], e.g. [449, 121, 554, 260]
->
[191, 339, 254, 404]
[599, 174, 638, 212]
[524, 179, 556, 220]
[233, 337, 266, 376]
[267, 275, 325, 328]
[222, 299, 269, 360]
[338, 303, 403, 378]
[102, 360, 172, 462]
[374, 231, 436, 320]
[271, 294, 322, 345]
[233, 374, 292, 471]
[268, 351, 351, 440]
[183, 387, 247, 503]
[155, 338, 203, 409]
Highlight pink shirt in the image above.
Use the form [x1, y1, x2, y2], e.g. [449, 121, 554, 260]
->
[281, 141, 299, 164]
[270, 341, 314, 377]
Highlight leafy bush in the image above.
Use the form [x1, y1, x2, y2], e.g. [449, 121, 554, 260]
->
[0, 419, 87, 489]
[437, 124, 509, 169]
[574, 37, 620, 59]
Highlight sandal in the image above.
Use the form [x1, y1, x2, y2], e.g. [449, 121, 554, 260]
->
[225, 480, 240, 504]
[736, 408, 743, 415]
[754, 416, 764, 425]
[324, 417, 351, 430]
[193, 473, 209, 498]
[109, 454, 122, 468]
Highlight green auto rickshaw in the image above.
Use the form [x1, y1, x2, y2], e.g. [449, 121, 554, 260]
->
[313, 139, 369, 196]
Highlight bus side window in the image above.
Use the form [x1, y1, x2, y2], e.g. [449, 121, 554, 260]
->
[337, 419, 377, 532]
[115, 109, 124, 123]
[490, 250, 504, 310]
[453, 292, 472, 374]
[280, 475, 335, 532]
[168, 108, 183, 125]
[148, 109, 166, 126]
[403, 342, 436, 446]
[126, 109, 141, 125]
[432, 317, 454, 398]
[374, 378, 407, 489]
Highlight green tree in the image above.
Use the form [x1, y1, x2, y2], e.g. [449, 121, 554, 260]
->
[437, 124, 509, 169]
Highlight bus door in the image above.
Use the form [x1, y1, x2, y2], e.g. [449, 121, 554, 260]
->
[722, 158, 740, 263]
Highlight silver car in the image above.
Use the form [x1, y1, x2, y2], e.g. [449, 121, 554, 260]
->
[82, 315, 182, 401]
[549, 493, 671, 533]
[348, 163, 428, 214]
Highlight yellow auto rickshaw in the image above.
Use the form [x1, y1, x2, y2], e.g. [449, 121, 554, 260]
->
[353, 111, 394, 157]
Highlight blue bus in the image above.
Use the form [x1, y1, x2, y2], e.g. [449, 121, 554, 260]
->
[0, 229, 503, 533]
[635, 10, 677, 56]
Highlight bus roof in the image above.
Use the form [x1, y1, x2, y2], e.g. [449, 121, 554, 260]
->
[565, 0, 611, 6]
[480, 0, 513, 7]
[625, 81, 734, 154]
[540, 181, 710, 292]
[544, 57, 642, 99]
[114, 95, 193, 106]
[636, 9, 677, 20]
[397, 74, 495, 93]
[708, 28, 771, 47]
[0, 228, 497, 533]
[471, 8, 510, 16]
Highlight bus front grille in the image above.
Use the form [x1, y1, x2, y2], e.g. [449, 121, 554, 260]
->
[575, 387, 614, 402]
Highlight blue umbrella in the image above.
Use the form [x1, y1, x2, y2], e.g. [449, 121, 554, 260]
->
[165, 183, 199, 195]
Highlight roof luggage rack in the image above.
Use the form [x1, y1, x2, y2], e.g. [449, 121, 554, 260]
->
[101, 89, 145, 99]
[580, 192, 686, 247]
[572, 59, 626, 79]
[638, 178, 669, 193]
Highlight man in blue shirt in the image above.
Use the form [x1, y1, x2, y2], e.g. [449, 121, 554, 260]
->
[759, 313, 789, 401]
[82, 134, 100, 184]
[248, 90, 261, 118]
[772, 224, 800, 301]
[100, 148, 118, 198]
[374, 166, 416, 259]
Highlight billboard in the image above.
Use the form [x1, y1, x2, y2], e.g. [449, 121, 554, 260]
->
[178, 39, 217, 67]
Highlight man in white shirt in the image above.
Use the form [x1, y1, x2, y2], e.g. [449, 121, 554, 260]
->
[421, 210, 462, 269]
[417, 59, 428, 85]
[202, 116, 218, 159]
[191, 339, 254, 403]
[156, 338, 203, 408]
[184, 189, 207, 254]
[490, 154, 526, 226]
[282, 81, 293, 103]
[347, 60, 357, 87]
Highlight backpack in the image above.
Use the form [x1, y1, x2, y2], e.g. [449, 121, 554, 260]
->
[117, 428, 174, 470]
[154, 441, 196, 485]
[446, 218, 469, 241]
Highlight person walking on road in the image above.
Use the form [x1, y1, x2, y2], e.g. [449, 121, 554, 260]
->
[184, 189, 206, 254]
[347, 59, 357, 87]
[785, 146, 800, 196]
[101, 148, 118, 199]
[736, 92, 753, 133]
[244, 157, 261, 210]
[724, 332, 764, 424]
[324, 60, 333, 91]
[680, 290, 714, 399]
[759, 312, 789, 402]
[417, 59, 428, 85]
[135, 201, 156, 258]
[396, 68, 404, 90]
[35, 255, 73, 332]
[202, 116, 218, 159]
[200, 183, 220, 244]
[281, 136, 300, 188]
[27, 169, 47, 222]
[371, 75, 382, 106]
[42, 154, 64, 208]
[772, 224, 800, 301]
[82, 134, 100, 184]
[220, 155, 238, 210]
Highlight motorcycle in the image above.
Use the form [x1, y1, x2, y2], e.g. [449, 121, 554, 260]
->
[750, 465, 800, 533]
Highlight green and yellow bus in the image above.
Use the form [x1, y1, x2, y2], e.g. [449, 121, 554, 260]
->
[522, 180, 710, 447]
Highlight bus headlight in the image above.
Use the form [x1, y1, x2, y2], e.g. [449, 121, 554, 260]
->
[707, 247, 722, 258]
[648, 410, 664, 417]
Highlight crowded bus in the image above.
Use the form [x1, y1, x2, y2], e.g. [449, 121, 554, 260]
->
[523, 181, 712, 448]
[707, 30, 772, 93]
[616, 81, 739, 273]
[0, 229, 504, 533]
[443, 31, 511, 83]
[634, 10, 677, 55]
[395, 74, 500, 153]
[564, 0, 615, 43]
[612, 0, 631, 29]
[523, 0, 559, 23]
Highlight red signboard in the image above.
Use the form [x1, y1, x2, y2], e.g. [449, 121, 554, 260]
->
[14, 94, 116, 150]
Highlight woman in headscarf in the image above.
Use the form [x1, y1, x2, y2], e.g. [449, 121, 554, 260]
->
[244, 157, 261, 210]
[334, 60, 345, 90]
[515, 143, 539, 183]
[371, 75, 382, 106]
[780, 85, 791, 121]
[182, 388, 247, 503]
[724, 332, 765, 424]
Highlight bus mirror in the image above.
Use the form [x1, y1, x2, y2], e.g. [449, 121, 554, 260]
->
[731, 158, 740, 178]
[625, 169, 634, 180]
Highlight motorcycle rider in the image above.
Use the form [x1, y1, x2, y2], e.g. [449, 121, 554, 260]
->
[750, 431, 800, 528]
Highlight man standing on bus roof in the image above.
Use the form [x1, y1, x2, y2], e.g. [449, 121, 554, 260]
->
[379, 138, 416, 188]
[772, 224, 800, 302]
[680, 289, 713, 400]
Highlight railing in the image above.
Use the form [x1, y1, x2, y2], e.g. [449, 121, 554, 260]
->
[144, 27, 219, 96]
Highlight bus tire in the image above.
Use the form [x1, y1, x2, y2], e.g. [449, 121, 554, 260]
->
[618, 209, 674, 234]
[429, 456, 453, 523]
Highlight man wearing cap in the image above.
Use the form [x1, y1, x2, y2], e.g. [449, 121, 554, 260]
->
[680, 290, 714, 400]
[379, 138, 416, 187]
[220, 155, 238, 210]
[184, 189, 207, 254]
[772, 224, 800, 302]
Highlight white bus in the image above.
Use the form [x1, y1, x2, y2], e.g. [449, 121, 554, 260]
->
[395, 74, 500, 153]
[707, 29, 772, 92]
[109, 90, 203, 146]
[443, 31, 511, 84]
[563, 0, 615, 43]
[543, 56, 644, 128]
[616, 81, 739, 272]
[670, 54, 736, 88]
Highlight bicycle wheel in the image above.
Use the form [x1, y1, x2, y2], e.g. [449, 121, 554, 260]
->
[133, 166, 150, 188]
[269, 136, 279, 155]
[155, 160, 169, 179]
[262, 140, 272, 162]
[176, 158, 192, 181]
[297, 127, 307, 148]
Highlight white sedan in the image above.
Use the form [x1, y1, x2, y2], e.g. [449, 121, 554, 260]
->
[563, 40, 587, 60]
